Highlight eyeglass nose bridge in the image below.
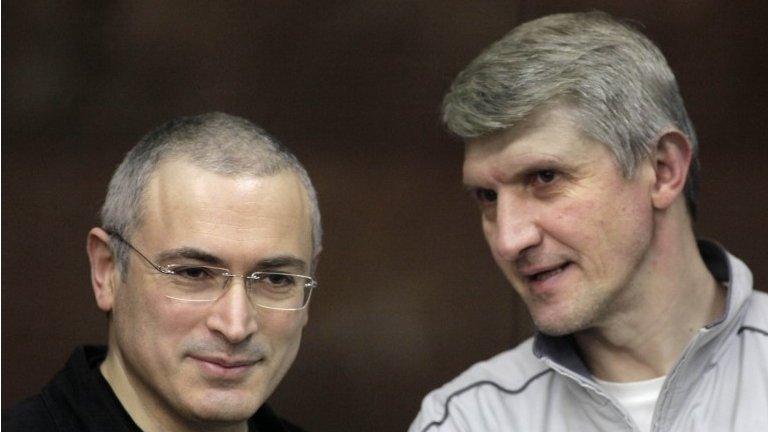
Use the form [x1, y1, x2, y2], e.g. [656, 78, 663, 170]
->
[218, 272, 254, 296]
[218, 272, 288, 301]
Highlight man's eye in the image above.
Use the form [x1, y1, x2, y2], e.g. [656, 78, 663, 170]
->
[474, 188, 497, 203]
[534, 170, 557, 184]
[173, 266, 214, 280]
[264, 274, 295, 286]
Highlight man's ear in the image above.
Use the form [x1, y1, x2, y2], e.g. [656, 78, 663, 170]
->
[650, 130, 692, 211]
[87, 227, 118, 312]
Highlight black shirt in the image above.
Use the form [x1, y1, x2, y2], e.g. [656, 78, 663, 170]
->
[3, 345, 306, 432]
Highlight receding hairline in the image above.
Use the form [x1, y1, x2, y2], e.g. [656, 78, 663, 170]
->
[129, 153, 314, 239]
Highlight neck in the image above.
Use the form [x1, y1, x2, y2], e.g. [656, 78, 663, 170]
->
[574, 207, 725, 382]
[100, 342, 248, 432]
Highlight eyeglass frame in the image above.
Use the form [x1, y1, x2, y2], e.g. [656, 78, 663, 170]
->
[105, 230, 317, 310]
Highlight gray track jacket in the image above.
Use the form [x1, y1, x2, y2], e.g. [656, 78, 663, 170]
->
[410, 241, 768, 431]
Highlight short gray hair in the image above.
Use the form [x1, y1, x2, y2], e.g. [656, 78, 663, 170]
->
[443, 11, 699, 217]
[100, 112, 322, 275]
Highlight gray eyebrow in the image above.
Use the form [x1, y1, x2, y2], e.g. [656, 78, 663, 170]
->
[156, 248, 226, 267]
[255, 256, 308, 273]
[156, 249, 307, 273]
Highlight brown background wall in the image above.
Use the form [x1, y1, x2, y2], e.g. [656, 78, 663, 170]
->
[3, 1, 767, 430]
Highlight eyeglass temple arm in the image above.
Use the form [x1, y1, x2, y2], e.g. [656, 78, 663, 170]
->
[105, 229, 173, 274]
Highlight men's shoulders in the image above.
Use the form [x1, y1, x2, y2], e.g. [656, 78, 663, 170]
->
[410, 338, 554, 432]
[3, 346, 141, 432]
[2, 394, 58, 431]
[743, 289, 768, 323]
[740, 289, 768, 338]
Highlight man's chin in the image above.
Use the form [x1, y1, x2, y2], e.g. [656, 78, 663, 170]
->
[183, 390, 264, 424]
[526, 295, 598, 337]
[535, 324, 574, 337]
[531, 311, 589, 337]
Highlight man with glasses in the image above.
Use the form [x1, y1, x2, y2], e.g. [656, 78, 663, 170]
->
[5, 112, 320, 431]
[410, 11, 768, 432]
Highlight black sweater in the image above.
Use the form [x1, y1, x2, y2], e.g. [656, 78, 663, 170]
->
[3, 345, 305, 432]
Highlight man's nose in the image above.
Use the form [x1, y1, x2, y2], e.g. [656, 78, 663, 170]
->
[486, 192, 542, 262]
[205, 277, 259, 344]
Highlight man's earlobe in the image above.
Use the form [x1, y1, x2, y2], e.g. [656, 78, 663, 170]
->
[651, 130, 692, 210]
[87, 227, 117, 312]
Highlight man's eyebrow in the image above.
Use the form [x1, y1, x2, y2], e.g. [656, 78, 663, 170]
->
[155, 249, 307, 272]
[256, 256, 308, 272]
[156, 248, 226, 266]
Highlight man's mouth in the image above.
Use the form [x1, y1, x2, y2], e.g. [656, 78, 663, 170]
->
[522, 262, 571, 284]
[190, 354, 264, 379]
[529, 264, 569, 282]
[205, 359, 258, 368]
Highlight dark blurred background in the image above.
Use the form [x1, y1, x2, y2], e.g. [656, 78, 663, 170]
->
[3, 1, 767, 430]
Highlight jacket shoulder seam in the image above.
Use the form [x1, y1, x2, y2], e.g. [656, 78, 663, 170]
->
[419, 369, 553, 432]
[738, 325, 768, 337]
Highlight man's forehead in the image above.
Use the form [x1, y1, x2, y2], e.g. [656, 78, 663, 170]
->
[136, 160, 311, 245]
[462, 107, 598, 180]
[147, 159, 307, 203]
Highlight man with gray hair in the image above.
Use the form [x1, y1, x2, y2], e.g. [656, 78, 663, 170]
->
[5, 112, 319, 431]
[411, 11, 767, 432]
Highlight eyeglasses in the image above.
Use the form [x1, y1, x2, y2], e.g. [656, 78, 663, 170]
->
[107, 231, 317, 310]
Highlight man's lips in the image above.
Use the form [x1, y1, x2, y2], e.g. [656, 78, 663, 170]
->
[193, 356, 260, 367]
[520, 262, 571, 282]
[190, 355, 263, 379]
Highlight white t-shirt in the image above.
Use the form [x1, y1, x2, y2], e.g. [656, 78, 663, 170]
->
[594, 375, 666, 432]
